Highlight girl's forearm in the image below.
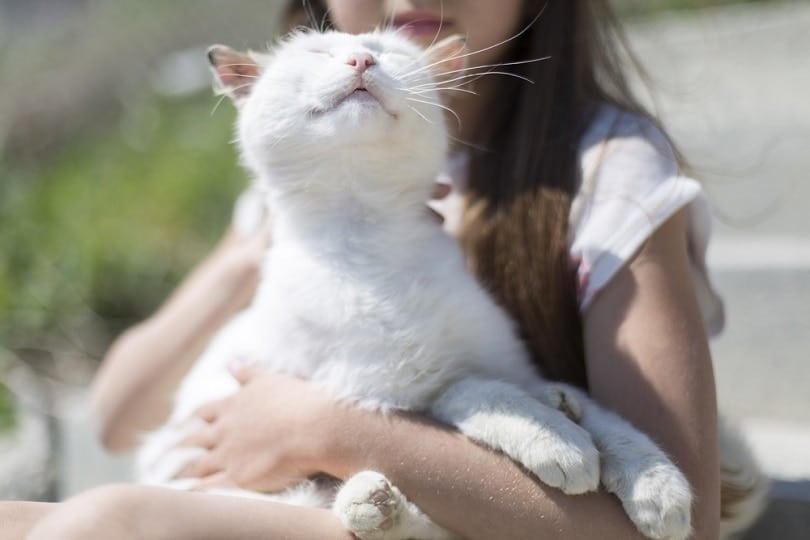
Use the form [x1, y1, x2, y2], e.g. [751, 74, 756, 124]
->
[90, 232, 260, 451]
[322, 409, 647, 540]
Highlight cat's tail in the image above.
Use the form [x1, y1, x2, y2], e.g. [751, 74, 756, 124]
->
[718, 418, 769, 539]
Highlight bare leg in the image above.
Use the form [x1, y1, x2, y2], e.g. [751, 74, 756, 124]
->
[0, 501, 56, 540]
[26, 484, 353, 540]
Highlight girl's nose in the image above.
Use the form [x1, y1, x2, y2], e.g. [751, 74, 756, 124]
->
[346, 52, 375, 73]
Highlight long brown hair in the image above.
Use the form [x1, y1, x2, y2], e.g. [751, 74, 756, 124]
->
[458, 1, 650, 388]
[284, 1, 651, 388]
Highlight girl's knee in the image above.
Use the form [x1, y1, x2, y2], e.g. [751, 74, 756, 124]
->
[27, 484, 145, 540]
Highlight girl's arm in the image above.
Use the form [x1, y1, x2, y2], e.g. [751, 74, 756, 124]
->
[180, 210, 717, 539]
[89, 227, 268, 452]
[583, 208, 720, 538]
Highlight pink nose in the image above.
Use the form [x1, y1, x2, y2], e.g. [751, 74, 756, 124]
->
[346, 52, 375, 73]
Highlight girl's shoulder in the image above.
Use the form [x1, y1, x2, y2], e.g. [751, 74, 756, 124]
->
[570, 105, 725, 335]
[575, 104, 681, 204]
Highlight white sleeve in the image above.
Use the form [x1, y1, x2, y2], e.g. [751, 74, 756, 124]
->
[569, 109, 724, 335]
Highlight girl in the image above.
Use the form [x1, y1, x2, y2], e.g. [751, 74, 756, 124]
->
[4, 1, 753, 538]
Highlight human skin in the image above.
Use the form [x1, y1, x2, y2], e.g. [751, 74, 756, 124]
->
[10, 212, 718, 540]
[91, 0, 525, 455]
[89, 226, 270, 451]
[172, 211, 720, 540]
[4, 1, 720, 538]
[328, 0, 525, 144]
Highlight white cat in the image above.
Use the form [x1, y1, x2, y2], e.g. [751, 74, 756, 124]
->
[136, 29, 693, 540]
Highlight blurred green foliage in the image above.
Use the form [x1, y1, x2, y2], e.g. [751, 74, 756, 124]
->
[0, 95, 245, 349]
[0, 385, 14, 432]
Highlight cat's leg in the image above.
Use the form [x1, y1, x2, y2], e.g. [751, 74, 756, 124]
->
[430, 378, 600, 495]
[561, 385, 693, 540]
[333, 471, 459, 540]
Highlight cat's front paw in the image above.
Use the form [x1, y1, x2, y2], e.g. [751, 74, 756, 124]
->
[613, 463, 692, 540]
[535, 383, 583, 422]
[527, 418, 601, 495]
[333, 471, 404, 540]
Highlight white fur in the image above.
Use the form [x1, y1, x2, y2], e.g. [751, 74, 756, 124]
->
[137, 30, 694, 540]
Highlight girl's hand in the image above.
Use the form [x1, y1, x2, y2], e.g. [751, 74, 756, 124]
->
[173, 364, 339, 492]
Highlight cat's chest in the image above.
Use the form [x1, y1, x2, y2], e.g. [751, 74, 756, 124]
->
[258, 243, 420, 319]
[254, 242, 442, 361]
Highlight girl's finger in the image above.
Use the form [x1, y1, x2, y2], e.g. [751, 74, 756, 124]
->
[175, 453, 220, 480]
[191, 399, 226, 423]
[191, 472, 238, 492]
[175, 425, 218, 450]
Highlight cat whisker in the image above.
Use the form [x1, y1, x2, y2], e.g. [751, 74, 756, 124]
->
[302, 0, 320, 31]
[383, 1, 395, 32]
[407, 86, 479, 96]
[229, 81, 257, 93]
[415, 56, 550, 83]
[426, 0, 447, 51]
[407, 105, 435, 126]
[406, 98, 487, 152]
[446, 133, 488, 152]
[210, 93, 230, 116]
[401, 6, 547, 80]
[406, 97, 461, 128]
[211, 78, 253, 116]
[382, 0, 447, 48]
[412, 69, 536, 90]
[320, 5, 332, 33]
[407, 58, 549, 91]
[211, 80, 256, 115]
[219, 73, 259, 79]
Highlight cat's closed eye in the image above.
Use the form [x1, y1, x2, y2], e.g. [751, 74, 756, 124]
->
[308, 49, 333, 57]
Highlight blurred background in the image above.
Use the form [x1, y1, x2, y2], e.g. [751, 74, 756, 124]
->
[0, 0, 808, 537]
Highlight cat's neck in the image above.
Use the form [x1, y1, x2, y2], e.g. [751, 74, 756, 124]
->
[260, 157, 440, 259]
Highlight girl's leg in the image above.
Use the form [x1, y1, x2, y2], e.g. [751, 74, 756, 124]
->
[26, 484, 353, 540]
[0, 501, 57, 540]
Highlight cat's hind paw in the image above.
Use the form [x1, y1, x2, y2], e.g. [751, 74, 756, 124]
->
[614, 463, 692, 540]
[333, 471, 404, 540]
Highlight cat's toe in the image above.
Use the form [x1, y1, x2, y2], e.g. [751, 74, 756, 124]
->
[527, 423, 600, 495]
[545, 384, 583, 422]
[333, 471, 404, 540]
[621, 464, 692, 540]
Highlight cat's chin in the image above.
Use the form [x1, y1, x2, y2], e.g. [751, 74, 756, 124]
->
[318, 89, 397, 121]
[339, 89, 379, 109]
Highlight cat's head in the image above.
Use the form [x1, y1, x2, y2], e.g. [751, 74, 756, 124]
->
[208, 30, 466, 185]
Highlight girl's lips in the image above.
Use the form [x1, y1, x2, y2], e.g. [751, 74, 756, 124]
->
[392, 12, 454, 38]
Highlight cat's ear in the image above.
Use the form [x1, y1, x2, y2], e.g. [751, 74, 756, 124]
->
[207, 45, 261, 104]
[424, 35, 468, 81]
